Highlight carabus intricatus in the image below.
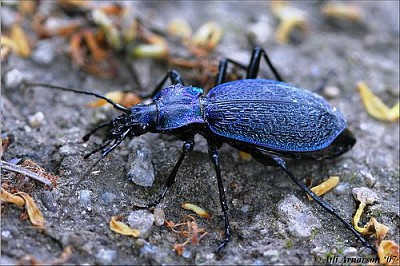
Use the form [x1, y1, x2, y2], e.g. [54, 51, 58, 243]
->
[28, 46, 375, 252]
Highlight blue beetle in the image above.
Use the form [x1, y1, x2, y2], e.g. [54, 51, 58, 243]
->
[28, 47, 374, 252]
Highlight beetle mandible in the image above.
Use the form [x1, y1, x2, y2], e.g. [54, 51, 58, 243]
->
[28, 46, 375, 252]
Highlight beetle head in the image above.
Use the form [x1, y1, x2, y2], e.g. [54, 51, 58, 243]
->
[83, 103, 157, 159]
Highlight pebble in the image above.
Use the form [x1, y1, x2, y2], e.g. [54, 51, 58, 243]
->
[352, 187, 379, 204]
[128, 210, 155, 236]
[27, 112, 45, 128]
[59, 144, 79, 157]
[95, 248, 117, 265]
[32, 40, 55, 65]
[40, 190, 57, 212]
[126, 139, 155, 187]
[240, 204, 250, 213]
[79, 190, 92, 207]
[263, 249, 280, 263]
[153, 208, 165, 226]
[277, 195, 321, 238]
[360, 170, 377, 187]
[4, 69, 25, 89]
[342, 247, 358, 256]
[100, 192, 117, 206]
[323, 86, 341, 98]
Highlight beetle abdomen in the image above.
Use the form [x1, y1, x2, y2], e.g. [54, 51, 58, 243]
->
[205, 79, 346, 152]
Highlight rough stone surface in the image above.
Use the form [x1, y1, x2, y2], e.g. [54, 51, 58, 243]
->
[1, 1, 398, 265]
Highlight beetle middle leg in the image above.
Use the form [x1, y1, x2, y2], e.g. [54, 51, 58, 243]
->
[136, 135, 195, 209]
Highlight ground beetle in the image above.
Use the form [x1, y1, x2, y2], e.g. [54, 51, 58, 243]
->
[28, 47, 375, 252]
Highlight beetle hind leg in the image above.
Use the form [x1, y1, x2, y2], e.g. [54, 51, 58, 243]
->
[269, 155, 376, 252]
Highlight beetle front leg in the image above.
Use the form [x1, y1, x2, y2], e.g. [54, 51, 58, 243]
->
[146, 70, 185, 98]
[136, 136, 194, 209]
[207, 141, 231, 252]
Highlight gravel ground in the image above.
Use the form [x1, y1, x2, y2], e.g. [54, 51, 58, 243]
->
[1, 1, 399, 265]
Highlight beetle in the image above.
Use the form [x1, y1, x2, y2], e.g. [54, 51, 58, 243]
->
[28, 46, 375, 252]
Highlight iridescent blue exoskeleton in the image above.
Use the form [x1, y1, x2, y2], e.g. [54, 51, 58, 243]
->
[28, 47, 375, 253]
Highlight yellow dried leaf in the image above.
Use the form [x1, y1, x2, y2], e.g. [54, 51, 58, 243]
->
[378, 240, 400, 265]
[1, 36, 17, 51]
[109, 216, 140, 237]
[239, 151, 252, 161]
[0, 188, 25, 207]
[17, 192, 45, 228]
[357, 81, 400, 122]
[192, 22, 222, 51]
[87, 91, 124, 108]
[307, 176, 339, 201]
[271, 0, 308, 43]
[321, 3, 363, 22]
[181, 203, 212, 219]
[11, 25, 31, 58]
[168, 19, 192, 40]
[353, 202, 389, 242]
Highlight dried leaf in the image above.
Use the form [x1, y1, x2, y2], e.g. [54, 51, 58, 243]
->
[192, 22, 222, 51]
[17, 192, 45, 228]
[357, 81, 399, 122]
[182, 203, 212, 219]
[239, 151, 252, 161]
[109, 216, 140, 237]
[70, 33, 85, 66]
[307, 176, 339, 201]
[321, 3, 363, 22]
[168, 19, 192, 40]
[353, 202, 389, 242]
[378, 240, 400, 265]
[0, 188, 25, 207]
[271, 0, 308, 43]
[10, 24, 31, 58]
[83, 30, 107, 61]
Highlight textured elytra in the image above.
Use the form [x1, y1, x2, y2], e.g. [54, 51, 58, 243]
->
[204, 79, 346, 152]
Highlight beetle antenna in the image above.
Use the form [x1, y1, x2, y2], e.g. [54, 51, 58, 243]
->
[25, 82, 129, 113]
[68, 129, 131, 196]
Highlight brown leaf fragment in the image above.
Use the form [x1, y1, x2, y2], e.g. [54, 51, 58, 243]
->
[17, 192, 45, 228]
[0, 188, 25, 207]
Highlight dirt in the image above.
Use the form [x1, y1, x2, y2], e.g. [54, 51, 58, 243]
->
[1, 1, 399, 265]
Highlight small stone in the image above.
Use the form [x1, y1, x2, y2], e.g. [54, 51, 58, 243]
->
[32, 40, 55, 65]
[277, 195, 321, 238]
[342, 247, 358, 256]
[352, 187, 379, 204]
[360, 170, 377, 187]
[100, 192, 117, 205]
[153, 208, 165, 226]
[128, 210, 154, 236]
[95, 248, 117, 265]
[59, 144, 79, 157]
[79, 190, 92, 206]
[323, 86, 341, 98]
[240, 204, 250, 213]
[5, 69, 25, 89]
[27, 112, 45, 128]
[126, 139, 155, 187]
[334, 182, 350, 195]
[40, 190, 57, 212]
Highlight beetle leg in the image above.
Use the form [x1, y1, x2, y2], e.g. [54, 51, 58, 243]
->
[207, 141, 231, 252]
[215, 58, 248, 85]
[146, 70, 185, 99]
[271, 156, 377, 252]
[313, 70, 336, 93]
[247, 46, 283, 81]
[136, 136, 195, 209]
